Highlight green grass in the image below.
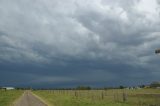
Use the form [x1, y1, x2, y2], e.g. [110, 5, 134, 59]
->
[34, 89, 160, 106]
[0, 90, 23, 106]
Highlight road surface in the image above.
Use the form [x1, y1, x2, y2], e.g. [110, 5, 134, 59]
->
[13, 91, 48, 106]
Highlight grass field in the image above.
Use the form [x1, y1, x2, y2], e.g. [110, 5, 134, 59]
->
[34, 89, 160, 106]
[0, 90, 23, 106]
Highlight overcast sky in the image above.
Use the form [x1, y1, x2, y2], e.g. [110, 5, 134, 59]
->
[0, 0, 160, 88]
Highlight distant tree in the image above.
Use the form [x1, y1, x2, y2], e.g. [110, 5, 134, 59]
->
[76, 86, 91, 90]
[139, 85, 145, 88]
[119, 85, 125, 89]
[155, 49, 160, 54]
[104, 87, 117, 90]
[150, 81, 160, 88]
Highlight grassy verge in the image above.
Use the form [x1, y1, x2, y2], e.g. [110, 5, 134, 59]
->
[0, 90, 23, 106]
[34, 89, 160, 106]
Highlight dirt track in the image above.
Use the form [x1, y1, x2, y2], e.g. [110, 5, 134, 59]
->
[13, 91, 48, 106]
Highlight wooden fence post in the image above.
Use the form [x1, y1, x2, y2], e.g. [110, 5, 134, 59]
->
[122, 92, 127, 102]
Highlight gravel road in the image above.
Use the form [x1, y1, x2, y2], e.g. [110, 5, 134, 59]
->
[13, 91, 48, 106]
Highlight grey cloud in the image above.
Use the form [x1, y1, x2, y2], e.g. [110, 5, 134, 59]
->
[0, 0, 159, 64]
[0, 0, 160, 87]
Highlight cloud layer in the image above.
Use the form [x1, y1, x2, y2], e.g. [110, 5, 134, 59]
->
[0, 0, 160, 87]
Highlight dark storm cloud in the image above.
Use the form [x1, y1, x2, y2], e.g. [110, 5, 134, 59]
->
[0, 0, 160, 87]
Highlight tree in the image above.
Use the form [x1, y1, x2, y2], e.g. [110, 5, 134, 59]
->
[119, 85, 125, 89]
[155, 49, 160, 54]
[76, 86, 91, 90]
[150, 81, 160, 88]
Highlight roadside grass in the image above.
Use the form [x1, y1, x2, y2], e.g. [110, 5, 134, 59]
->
[34, 89, 160, 106]
[0, 90, 23, 106]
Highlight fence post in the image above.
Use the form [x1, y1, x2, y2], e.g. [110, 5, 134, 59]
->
[75, 91, 78, 98]
[101, 92, 104, 100]
[122, 91, 127, 102]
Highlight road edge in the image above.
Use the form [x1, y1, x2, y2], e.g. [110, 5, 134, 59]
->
[11, 90, 25, 106]
[31, 91, 50, 106]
